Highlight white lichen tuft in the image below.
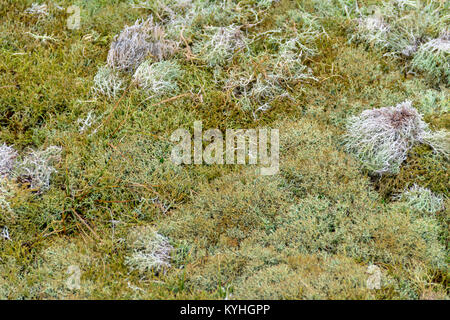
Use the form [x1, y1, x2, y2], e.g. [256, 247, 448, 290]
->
[344, 101, 431, 174]
[24, 3, 48, 16]
[354, 13, 391, 50]
[350, 0, 448, 63]
[411, 32, 450, 84]
[92, 66, 124, 98]
[0, 144, 18, 179]
[125, 226, 173, 274]
[16, 146, 62, 192]
[107, 17, 178, 72]
[421, 129, 449, 159]
[0, 226, 11, 241]
[77, 111, 97, 134]
[396, 185, 444, 214]
[133, 60, 182, 97]
[193, 25, 246, 67]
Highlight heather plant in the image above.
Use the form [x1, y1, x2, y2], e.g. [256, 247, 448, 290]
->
[0, 144, 18, 179]
[92, 65, 125, 98]
[15, 146, 62, 192]
[125, 226, 173, 274]
[343, 100, 446, 174]
[133, 60, 182, 97]
[396, 184, 444, 214]
[107, 17, 178, 72]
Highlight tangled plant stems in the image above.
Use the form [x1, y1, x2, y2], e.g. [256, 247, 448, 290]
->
[411, 32, 450, 85]
[193, 25, 247, 67]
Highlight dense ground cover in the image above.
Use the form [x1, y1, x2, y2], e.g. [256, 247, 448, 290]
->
[0, 0, 448, 299]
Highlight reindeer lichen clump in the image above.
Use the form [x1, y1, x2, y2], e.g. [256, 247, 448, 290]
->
[16, 146, 62, 192]
[133, 60, 182, 97]
[125, 226, 173, 274]
[92, 66, 124, 98]
[0, 144, 18, 179]
[350, 0, 448, 84]
[193, 25, 247, 67]
[343, 101, 447, 175]
[411, 32, 450, 85]
[397, 185, 444, 214]
[107, 17, 177, 72]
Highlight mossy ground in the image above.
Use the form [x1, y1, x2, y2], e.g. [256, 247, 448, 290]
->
[0, 0, 448, 299]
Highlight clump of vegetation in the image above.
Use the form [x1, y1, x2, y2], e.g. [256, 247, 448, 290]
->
[0, 144, 18, 179]
[133, 60, 182, 97]
[24, 3, 48, 16]
[0, 0, 448, 300]
[375, 144, 449, 198]
[107, 17, 178, 72]
[344, 100, 446, 174]
[415, 86, 449, 117]
[125, 226, 173, 274]
[92, 65, 125, 98]
[77, 111, 98, 134]
[349, 0, 448, 84]
[0, 178, 14, 213]
[15, 146, 62, 192]
[193, 25, 247, 67]
[411, 32, 450, 85]
[396, 184, 444, 214]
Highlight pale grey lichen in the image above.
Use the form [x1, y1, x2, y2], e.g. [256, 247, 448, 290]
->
[77, 111, 98, 134]
[193, 25, 246, 67]
[133, 60, 182, 97]
[16, 146, 62, 192]
[0, 144, 18, 179]
[343, 101, 438, 174]
[411, 32, 450, 85]
[396, 185, 444, 214]
[125, 226, 173, 274]
[24, 3, 48, 16]
[92, 66, 125, 98]
[107, 17, 178, 72]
